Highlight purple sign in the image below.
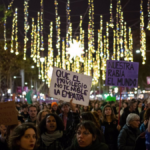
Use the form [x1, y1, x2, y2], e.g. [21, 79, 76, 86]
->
[106, 60, 139, 88]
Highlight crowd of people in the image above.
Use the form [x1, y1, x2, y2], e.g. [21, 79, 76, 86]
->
[1, 98, 150, 150]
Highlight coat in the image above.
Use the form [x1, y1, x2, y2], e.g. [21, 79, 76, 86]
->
[38, 138, 63, 150]
[65, 139, 109, 150]
[118, 124, 140, 150]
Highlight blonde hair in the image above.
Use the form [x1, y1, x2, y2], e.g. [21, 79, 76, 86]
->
[102, 104, 116, 122]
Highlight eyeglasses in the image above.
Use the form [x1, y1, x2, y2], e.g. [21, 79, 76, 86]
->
[76, 131, 91, 136]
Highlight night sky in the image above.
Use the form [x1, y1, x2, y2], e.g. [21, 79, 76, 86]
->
[0, 0, 148, 57]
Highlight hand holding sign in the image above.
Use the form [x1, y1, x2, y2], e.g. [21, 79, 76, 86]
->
[70, 99, 76, 112]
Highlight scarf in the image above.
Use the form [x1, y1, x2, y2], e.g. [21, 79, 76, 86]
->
[41, 130, 63, 146]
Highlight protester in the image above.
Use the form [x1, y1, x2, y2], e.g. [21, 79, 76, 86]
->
[38, 113, 64, 150]
[20, 104, 29, 120]
[120, 100, 137, 127]
[136, 101, 143, 115]
[0, 124, 7, 142]
[82, 106, 89, 113]
[26, 105, 38, 124]
[140, 108, 150, 132]
[51, 102, 60, 114]
[36, 109, 51, 126]
[65, 121, 108, 150]
[120, 102, 128, 116]
[96, 108, 103, 120]
[8, 123, 38, 150]
[101, 104, 121, 150]
[145, 118, 150, 150]
[59, 100, 80, 148]
[118, 113, 140, 150]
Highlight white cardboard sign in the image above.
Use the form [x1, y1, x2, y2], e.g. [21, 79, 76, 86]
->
[50, 67, 92, 106]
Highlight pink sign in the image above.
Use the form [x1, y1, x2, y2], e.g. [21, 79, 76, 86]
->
[147, 77, 150, 85]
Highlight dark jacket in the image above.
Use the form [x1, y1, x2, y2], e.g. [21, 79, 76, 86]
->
[65, 139, 108, 150]
[59, 112, 80, 148]
[139, 110, 145, 123]
[120, 107, 137, 127]
[118, 124, 140, 150]
[101, 120, 119, 150]
[134, 132, 146, 150]
[25, 117, 36, 124]
[38, 138, 63, 150]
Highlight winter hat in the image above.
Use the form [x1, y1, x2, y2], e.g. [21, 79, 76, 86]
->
[51, 102, 58, 107]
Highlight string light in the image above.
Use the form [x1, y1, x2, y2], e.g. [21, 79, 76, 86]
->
[40, 0, 44, 51]
[140, 0, 146, 64]
[106, 22, 109, 60]
[33, 25, 37, 63]
[31, 18, 34, 58]
[124, 22, 128, 61]
[112, 30, 116, 60]
[15, 8, 19, 55]
[147, 0, 150, 30]
[10, 12, 15, 53]
[62, 38, 66, 69]
[23, 0, 29, 60]
[128, 27, 133, 62]
[37, 12, 40, 68]
[109, 0, 114, 28]
[4, 0, 15, 51]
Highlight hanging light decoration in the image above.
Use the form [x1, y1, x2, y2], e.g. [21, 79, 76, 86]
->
[140, 0, 146, 64]
[147, 0, 150, 30]
[33, 25, 37, 63]
[112, 30, 116, 60]
[37, 12, 40, 68]
[128, 27, 133, 62]
[4, 0, 15, 51]
[124, 22, 128, 61]
[31, 18, 34, 58]
[62, 38, 66, 70]
[40, 0, 44, 51]
[106, 22, 109, 60]
[23, 0, 29, 60]
[109, 0, 114, 28]
[15, 8, 19, 55]
[10, 12, 15, 53]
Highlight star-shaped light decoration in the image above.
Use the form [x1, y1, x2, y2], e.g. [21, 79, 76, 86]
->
[66, 39, 84, 61]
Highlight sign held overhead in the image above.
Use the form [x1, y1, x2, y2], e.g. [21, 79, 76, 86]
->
[106, 60, 139, 88]
[49, 67, 92, 106]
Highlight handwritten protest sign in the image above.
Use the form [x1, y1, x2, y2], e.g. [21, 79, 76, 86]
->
[0, 101, 18, 126]
[49, 67, 92, 106]
[106, 60, 139, 88]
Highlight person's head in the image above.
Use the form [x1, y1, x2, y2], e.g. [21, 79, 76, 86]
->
[76, 121, 100, 147]
[94, 103, 98, 109]
[80, 112, 100, 128]
[128, 100, 137, 112]
[138, 101, 142, 108]
[102, 105, 116, 121]
[51, 102, 58, 111]
[22, 105, 28, 113]
[126, 113, 140, 128]
[39, 113, 64, 134]
[0, 124, 7, 136]
[36, 110, 50, 126]
[28, 105, 37, 119]
[144, 108, 150, 121]
[96, 108, 102, 118]
[123, 102, 128, 108]
[8, 123, 38, 150]
[61, 102, 70, 114]
[83, 106, 89, 112]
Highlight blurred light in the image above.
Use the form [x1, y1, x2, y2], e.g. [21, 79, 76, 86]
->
[25, 82, 28, 85]
[136, 50, 140, 54]
[31, 65, 35, 69]
[14, 76, 17, 79]
[40, 57, 45, 63]
[8, 89, 11, 94]
[22, 91, 26, 95]
[31, 85, 34, 88]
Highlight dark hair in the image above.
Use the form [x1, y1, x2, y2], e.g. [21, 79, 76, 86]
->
[128, 100, 136, 108]
[8, 123, 38, 150]
[61, 102, 70, 108]
[28, 105, 37, 111]
[39, 113, 64, 134]
[81, 112, 100, 128]
[22, 104, 28, 109]
[96, 108, 102, 112]
[144, 108, 150, 120]
[102, 104, 116, 122]
[76, 121, 102, 142]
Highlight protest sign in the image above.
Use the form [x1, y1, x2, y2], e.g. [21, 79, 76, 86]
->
[49, 67, 92, 106]
[106, 60, 139, 88]
[0, 101, 18, 126]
